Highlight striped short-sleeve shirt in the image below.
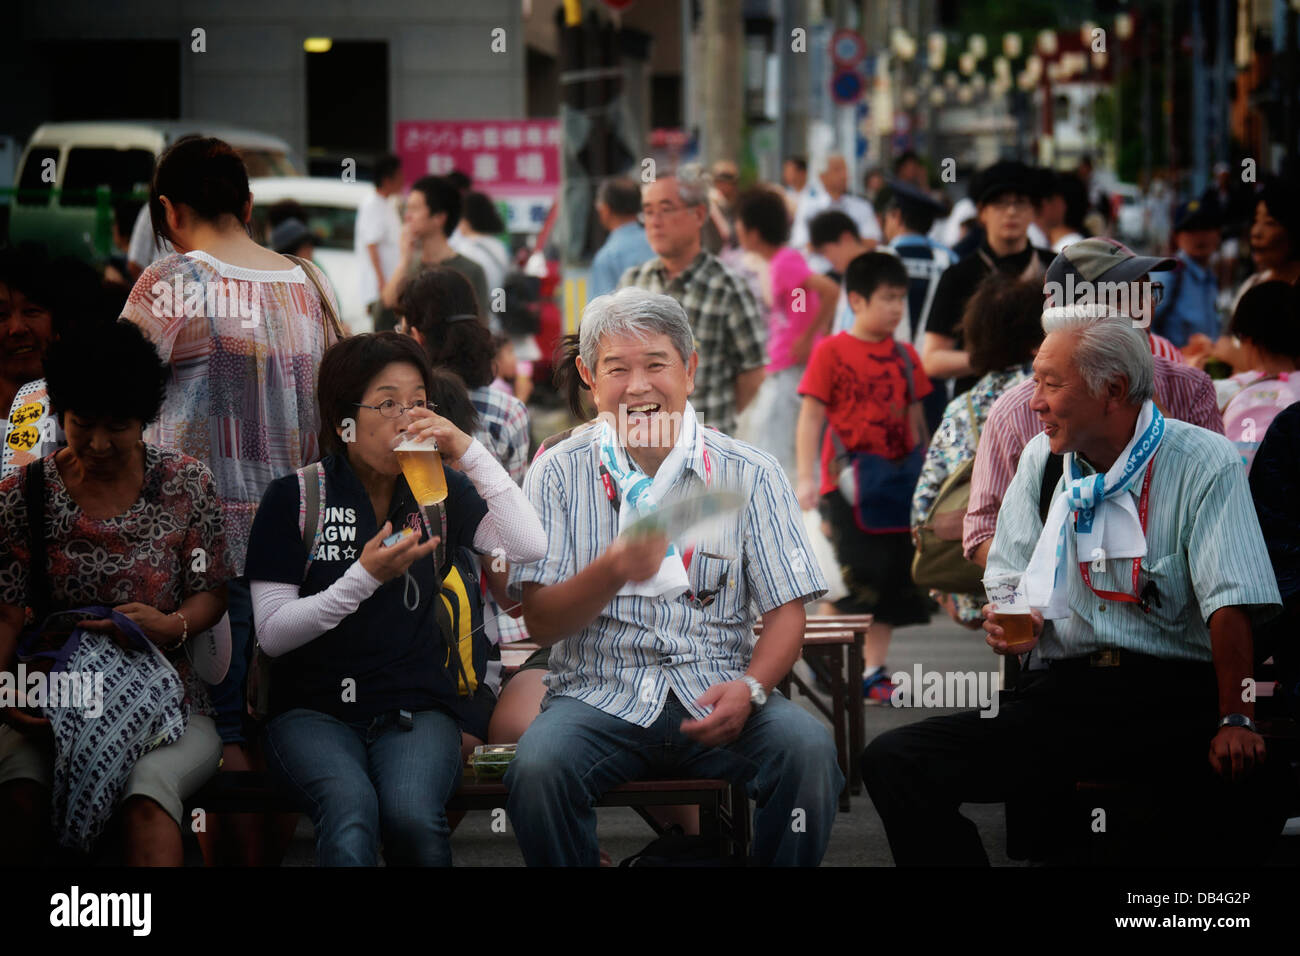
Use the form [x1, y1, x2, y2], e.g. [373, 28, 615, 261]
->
[507, 424, 827, 726]
[986, 420, 1281, 662]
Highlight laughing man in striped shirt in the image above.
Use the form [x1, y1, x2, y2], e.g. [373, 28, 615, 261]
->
[505, 288, 842, 866]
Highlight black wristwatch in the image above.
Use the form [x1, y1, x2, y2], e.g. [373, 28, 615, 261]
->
[1218, 713, 1257, 733]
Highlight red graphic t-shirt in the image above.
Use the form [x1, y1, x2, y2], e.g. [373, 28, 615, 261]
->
[798, 332, 932, 495]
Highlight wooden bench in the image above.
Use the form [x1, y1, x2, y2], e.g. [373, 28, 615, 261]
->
[754, 615, 873, 811]
[184, 771, 751, 863]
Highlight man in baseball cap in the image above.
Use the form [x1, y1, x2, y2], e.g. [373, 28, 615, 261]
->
[1042, 236, 1183, 361]
[963, 237, 1222, 570]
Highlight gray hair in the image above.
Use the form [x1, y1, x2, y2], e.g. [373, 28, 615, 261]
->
[647, 162, 711, 208]
[579, 287, 696, 372]
[1041, 305, 1155, 404]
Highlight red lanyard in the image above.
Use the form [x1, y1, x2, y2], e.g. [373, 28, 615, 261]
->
[1077, 457, 1155, 612]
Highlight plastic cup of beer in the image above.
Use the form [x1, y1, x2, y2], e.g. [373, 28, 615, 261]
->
[392, 433, 448, 506]
[983, 573, 1035, 652]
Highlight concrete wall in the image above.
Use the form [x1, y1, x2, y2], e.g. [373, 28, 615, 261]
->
[4, 0, 526, 160]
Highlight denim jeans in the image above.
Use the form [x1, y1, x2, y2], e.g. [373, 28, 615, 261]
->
[263, 707, 462, 866]
[209, 577, 253, 744]
[505, 691, 843, 866]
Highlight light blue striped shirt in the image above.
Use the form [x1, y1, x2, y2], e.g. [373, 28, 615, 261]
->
[987, 420, 1281, 662]
[508, 425, 828, 726]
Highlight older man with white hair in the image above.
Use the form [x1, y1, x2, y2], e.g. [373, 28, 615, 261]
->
[790, 153, 882, 272]
[505, 287, 842, 866]
[862, 305, 1293, 865]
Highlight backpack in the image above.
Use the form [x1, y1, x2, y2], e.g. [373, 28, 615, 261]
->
[1222, 373, 1300, 474]
[911, 392, 985, 595]
[248, 462, 487, 722]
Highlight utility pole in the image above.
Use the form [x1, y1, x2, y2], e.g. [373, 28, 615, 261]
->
[700, 0, 744, 165]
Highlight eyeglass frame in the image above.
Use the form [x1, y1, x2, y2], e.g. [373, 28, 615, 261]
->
[353, 399, 435, 419]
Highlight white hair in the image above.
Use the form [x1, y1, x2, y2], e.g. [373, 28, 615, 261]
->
[1041, 305, 1155, 404]
[579, 287, 696, 372]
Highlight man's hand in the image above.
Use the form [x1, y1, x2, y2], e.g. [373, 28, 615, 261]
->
[680, 680, 753, 747]
[1208, 726, 1266, 780]
[607, 531, 669, 584]
[980, 604, 1043, 654]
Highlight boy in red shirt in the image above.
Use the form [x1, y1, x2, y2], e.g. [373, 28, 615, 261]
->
[796, 252, 932, 702]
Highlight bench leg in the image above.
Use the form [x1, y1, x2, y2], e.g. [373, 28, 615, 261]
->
[848, 632, 865, 796]
[826, 647, 850, 812]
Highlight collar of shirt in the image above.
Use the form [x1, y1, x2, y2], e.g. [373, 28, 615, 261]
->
[651, 249, 711, 287]
[978, 240, 1035, 272]
[1176, 251, 1214, 284]
[324, 452, 423, 534]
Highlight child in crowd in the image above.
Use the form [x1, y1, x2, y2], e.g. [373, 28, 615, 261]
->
[796, 252, 933, 702]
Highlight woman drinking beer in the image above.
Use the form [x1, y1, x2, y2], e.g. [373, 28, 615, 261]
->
[244, 332, 546, 866]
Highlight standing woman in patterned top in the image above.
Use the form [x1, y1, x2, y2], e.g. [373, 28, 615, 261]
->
[119, 135, 343, 863]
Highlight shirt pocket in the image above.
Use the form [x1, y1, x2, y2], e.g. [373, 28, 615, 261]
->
[689, 553, 738, 615]
[1138, 550, 1195, 629]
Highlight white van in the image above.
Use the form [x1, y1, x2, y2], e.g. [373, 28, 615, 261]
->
[8, 121, 300, 261]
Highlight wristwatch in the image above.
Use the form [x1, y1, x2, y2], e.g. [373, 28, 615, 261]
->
[1218, 713, 1258, 733]
[741, 675, 768, 709]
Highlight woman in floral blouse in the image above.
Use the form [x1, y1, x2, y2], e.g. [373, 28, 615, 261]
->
[911, 277, 1045, 626]
[0, 322, 231, 864]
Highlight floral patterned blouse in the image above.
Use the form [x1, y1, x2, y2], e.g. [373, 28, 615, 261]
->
[0, 444, 234, 715]
[910, 364, 1033, 623]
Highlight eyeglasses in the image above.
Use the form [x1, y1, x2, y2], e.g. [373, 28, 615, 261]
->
[642, 203, 691, 220]
[354, 399, 431, 419]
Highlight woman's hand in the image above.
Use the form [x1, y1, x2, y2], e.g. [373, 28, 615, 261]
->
[0, 704, 51, 736]
[81, 604, 181, 648]
[404, 407, 473, 463]
[358, 521, 440, 583]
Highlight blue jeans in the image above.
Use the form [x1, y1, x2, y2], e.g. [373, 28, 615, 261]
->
[209, 577, 253, 744]
[263, 707, 463, 866]
[505, 691, 842, 866]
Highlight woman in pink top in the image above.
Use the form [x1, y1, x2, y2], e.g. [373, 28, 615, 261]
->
[734, 187, 839, 483]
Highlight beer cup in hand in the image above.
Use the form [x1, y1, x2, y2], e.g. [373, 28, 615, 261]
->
[982, 573, 1041, 654]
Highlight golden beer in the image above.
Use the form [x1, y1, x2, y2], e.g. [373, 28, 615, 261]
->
[994, 611, 1035, 651]
[395, 440, 448, 505]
